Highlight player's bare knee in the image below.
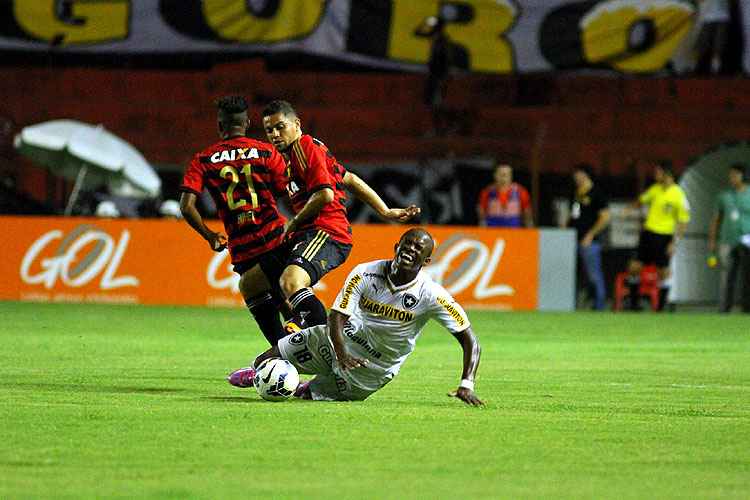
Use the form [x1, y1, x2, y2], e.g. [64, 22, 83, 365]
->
[279, 270, 306, 297]
[279, 276, 297, 297]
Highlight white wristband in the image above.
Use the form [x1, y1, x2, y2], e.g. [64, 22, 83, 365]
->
[459, 379, 475, 391]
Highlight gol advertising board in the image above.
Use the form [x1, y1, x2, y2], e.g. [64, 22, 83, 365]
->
[0, 216, 540, 310]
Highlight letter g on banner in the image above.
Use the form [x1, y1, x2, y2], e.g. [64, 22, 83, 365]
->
[540, 0, 695, 73]
[3, 1, 129, 45]
[160, 0, 325, 43]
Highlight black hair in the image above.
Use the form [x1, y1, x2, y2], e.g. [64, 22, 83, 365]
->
[730, 163, 749, 181]
[216, 95, 248, 114]
[215, 95, 248, 129]
[656, 159, 674, 177]
[262, 100, 297, 119]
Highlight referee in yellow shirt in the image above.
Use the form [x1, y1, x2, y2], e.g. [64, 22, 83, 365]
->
[627, 161, 691, 310]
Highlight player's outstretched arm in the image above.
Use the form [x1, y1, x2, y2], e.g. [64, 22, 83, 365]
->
[179, 192, 227, 251]
[342, 172, 420, 223]
[328, 310, 368, 371]
[449, 327, 484, 406]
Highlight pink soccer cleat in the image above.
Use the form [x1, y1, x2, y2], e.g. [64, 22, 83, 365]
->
[227, 367, 257, 388]
[294, 380, 311, 398]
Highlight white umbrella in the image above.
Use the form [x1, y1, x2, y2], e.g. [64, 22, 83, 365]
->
[14, 119, 161, 215]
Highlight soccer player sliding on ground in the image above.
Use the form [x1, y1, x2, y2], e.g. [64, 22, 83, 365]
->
[229, 228, 484, 406]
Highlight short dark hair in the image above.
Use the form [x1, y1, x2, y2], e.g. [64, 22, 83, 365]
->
[216, 95, 248, 115]
[656, 159, 674, 177]
[262, 100, 297, 118]
[215, 95, 248, 129]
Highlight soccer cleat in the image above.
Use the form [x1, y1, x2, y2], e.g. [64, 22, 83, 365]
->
[294, 380, 311, 398]
[227, 367, 257, 388]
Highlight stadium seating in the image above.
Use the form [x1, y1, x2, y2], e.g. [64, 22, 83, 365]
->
[4, 61, 750, 203]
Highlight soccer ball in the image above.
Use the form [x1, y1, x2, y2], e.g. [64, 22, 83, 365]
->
[253, 358, 299, 402]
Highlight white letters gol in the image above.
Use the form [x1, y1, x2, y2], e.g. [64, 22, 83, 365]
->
[20, 226, 139, 290]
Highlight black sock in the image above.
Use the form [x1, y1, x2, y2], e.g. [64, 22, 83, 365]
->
[288, 287, 327, 328]
[246, 293, 284, 346]
[658, 287, 669, 312]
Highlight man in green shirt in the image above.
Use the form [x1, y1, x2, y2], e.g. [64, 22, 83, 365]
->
[708, 164, 750, 313]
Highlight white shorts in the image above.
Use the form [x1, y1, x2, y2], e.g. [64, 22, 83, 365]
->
[277, 325, 376, 402]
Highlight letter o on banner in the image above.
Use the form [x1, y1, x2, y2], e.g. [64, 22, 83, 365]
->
[162, 0, 325, 43]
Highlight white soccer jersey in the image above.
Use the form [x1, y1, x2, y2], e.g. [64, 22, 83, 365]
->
[330, 259, 471, 391]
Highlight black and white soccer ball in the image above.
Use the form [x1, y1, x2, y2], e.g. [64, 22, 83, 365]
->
[253, 358, 299, 402]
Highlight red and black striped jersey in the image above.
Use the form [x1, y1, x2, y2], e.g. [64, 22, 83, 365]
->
[180, 136, 288, 265]
[286, 134, 352, 245]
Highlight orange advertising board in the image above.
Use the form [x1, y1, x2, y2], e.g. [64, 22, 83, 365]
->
[0, 216, 539, 310]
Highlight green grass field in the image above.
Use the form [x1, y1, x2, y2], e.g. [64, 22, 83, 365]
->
[1, 302, 749, 499]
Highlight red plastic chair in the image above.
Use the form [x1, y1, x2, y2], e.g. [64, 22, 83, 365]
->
[613, 265, 660, 311]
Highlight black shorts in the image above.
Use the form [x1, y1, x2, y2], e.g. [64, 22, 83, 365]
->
[286, 229, 352, 285]
[233, 245, 290, 288]
[636, 230, 672, 268]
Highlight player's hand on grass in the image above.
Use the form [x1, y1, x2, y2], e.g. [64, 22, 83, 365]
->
[207, 231, 228, 252]
[336, 351, 369, 371]
[449, 387, 485, 407]
[383, 205, 421, 223]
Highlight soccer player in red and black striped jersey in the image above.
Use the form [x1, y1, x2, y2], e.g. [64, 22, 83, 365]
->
[261, 100, 419, 330]
[179, 96, 290, 345]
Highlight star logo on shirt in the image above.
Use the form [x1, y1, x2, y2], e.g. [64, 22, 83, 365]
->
[402, 293, 419, 309]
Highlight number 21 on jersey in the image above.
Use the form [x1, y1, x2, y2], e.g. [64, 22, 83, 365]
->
[220, 164, 259, 218]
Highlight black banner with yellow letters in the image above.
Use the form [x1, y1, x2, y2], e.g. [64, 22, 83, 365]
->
[0, 0, 713, 74]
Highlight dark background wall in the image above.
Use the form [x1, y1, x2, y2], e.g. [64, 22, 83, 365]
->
[1, 60, 749, 220]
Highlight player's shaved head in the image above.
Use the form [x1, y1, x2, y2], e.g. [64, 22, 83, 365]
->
[216, 95, 248, 132]
[399, 228, 435, 257]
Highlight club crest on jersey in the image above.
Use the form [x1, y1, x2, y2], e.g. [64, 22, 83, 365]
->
[209, 147, 259, 163]
[402, 293, 419, 309]
[289, 333, 305, 345]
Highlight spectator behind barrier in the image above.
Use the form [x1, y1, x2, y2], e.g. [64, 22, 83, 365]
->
[476, 163, 534, 228]
[562, 164, 610, 310]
